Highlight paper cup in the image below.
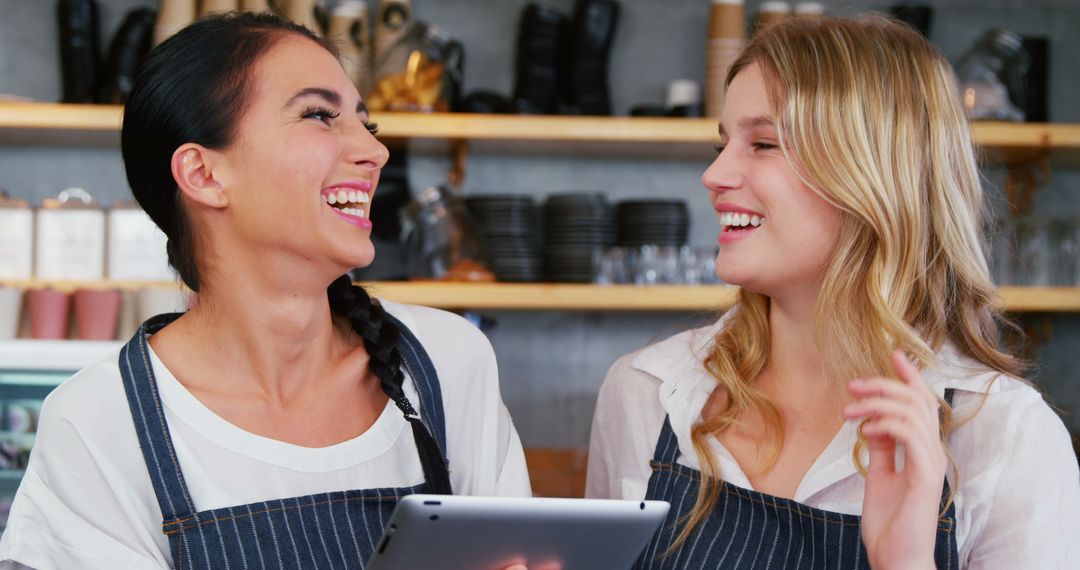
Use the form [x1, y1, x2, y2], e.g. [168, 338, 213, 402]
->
[73, 289, 123, 340]
[0, 288, 22, 339]
[26, 289, 71, 340]
[709, 0, 747, 41]
[116, 290, 141, 340]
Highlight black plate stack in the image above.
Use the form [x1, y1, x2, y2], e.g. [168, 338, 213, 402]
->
[616, 199, 690, 247]
[464, 195, 542, 282]
[543, 193, 615, 282]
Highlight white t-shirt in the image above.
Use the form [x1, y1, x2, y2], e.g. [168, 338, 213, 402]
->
[586, 317, 1080, 569]
[0, 300, 531, 569]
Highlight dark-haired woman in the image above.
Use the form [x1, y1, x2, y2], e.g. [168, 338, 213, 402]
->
[0, 13, 529, 569]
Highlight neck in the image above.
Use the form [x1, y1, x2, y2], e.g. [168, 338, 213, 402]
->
[164, 243, 356, 404]
[760, 286, 837, 397]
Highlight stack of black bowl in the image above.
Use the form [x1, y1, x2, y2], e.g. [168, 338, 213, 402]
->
[616, 199, 690, 247]
[543, 193, 615, 282]
[465, 195, 543, 282]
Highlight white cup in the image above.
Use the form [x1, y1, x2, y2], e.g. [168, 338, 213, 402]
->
[666, 79, 701, 108]
[137, 288, 190, 324]
[0, 287, 22, 339]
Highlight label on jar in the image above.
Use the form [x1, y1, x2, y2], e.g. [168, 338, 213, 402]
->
[35, 209, 106, 280]
[0, 208, 33, 280]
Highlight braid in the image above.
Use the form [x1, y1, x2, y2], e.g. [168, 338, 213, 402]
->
[327, 275, 410, 409]
[326, 274, 452, 494]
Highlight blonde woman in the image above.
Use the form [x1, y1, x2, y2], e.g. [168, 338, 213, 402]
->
[586, 16, 1080, 570]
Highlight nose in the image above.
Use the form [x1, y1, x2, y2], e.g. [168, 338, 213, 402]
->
[346, 120, 389, 170]
[701, 146, 743, 197]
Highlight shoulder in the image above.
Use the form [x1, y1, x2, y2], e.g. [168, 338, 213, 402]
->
[38, 348, 132, 436]
[378, 299, 498, 405]
[380, 299, 494, 361]
[950, 373, 1066, 456]
[596, 318, 724, 432]
[930, 345, 1058, 444]
[940, 357, 1076, 505]
[599, 317, 723, 407]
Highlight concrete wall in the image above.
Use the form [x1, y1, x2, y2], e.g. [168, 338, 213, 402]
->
[1, 0, 1077, 448]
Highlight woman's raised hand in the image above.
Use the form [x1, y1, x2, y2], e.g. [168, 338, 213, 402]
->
[844, 349, 946, 570]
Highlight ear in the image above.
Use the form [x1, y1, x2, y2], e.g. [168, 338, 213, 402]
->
[171, 143, 230, 209]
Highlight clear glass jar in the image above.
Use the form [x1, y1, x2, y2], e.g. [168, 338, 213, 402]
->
[367, 21, 463, 112]
[955, 29, 1029, 121]
[403, 186, 492, 281]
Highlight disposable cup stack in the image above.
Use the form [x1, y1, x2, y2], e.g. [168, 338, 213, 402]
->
[705, 0, 747, 117]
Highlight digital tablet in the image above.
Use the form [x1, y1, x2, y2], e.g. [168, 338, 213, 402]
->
[366, 494, 670, 570]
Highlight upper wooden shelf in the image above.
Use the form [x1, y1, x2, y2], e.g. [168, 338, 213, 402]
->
[1, 103, 1078, 164]
[2, 280, 1078, 313]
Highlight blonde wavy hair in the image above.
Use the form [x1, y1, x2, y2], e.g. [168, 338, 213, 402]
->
[673, 15, 1023, 548]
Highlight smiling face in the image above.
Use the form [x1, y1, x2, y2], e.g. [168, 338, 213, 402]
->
[215, 34, 389, 276]
[703, 63, 844, 300]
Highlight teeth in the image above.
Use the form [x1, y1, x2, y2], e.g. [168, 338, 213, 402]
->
[348, 191, 358, 203]
[720, 211, 763, 228]
[355, 192, 369, 204]
[337, 190, 349, 204]
[326, 193, 337, 205]
[339, 207, 367, 218]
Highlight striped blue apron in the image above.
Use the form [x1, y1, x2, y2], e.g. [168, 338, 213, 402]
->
[636, 390, 960, 569]
[118, 312, 452, 569]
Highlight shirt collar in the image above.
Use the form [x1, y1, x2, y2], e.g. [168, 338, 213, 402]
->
[630, 311, 1007, 399]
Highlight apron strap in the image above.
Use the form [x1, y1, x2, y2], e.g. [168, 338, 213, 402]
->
[118, 313, 199, 522]
[940, 388, 957, 500]
[650, 417, 681, 464]
[383, 311, 452, 494]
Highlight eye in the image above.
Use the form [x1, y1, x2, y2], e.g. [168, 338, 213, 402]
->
[301, 106, 340, 124]
[753, 142, 779, 151]
[364, 122, 380, 136]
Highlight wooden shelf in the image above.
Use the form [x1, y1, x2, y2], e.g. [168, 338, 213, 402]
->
[973, 122, 1080, 165]
[363, 282, 739, 311]
[2, 103, 1079, 164]
[3, 280, 1079, 312]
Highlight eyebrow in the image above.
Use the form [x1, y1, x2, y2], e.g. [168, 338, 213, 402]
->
[717, 115, 776, 137]
[284, 87, 368, 114]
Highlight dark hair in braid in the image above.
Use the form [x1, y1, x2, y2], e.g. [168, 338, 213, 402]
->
[122, 13, 449, 492]
[328, 275, 452, 493]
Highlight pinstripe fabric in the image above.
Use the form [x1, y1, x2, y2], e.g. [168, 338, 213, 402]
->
[119, 313, 448, 569]
[635, 406, 959, 570]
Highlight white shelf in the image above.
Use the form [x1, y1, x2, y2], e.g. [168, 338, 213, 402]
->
[0, 340, 123, 371]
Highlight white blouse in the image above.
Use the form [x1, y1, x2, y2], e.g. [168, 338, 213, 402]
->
[0, 300, 531, 569]
[586, 317, 1080, 569]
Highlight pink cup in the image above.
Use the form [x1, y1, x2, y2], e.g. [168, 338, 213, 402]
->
[26, 289, 72, 340]
[73, 289, 123, 340]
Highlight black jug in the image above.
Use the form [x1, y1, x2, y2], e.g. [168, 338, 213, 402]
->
[57, 0, 100, 103]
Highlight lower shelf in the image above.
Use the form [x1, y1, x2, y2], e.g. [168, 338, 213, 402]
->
[2, 280, 1079, 312]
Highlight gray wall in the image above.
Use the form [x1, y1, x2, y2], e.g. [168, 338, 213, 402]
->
[1, 0, 1078, 448]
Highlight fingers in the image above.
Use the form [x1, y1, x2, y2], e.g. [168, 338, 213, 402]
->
[846, 350, 946, 479]
[862, 419, 897, 477]
[891, 349, 939, 405]
[846, 380, 938, 427]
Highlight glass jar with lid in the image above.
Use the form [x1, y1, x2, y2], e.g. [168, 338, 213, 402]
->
[367, 21, 463, 112]
[955, 29, 1029, 121]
